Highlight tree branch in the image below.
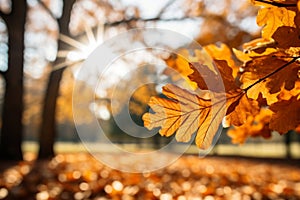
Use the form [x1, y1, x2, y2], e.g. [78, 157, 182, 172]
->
[156, 0, 177, 18]
[0, 9, 8, 22]
[254, 0, 297, 7]
[104, 16, 202, 27]
[36, 0, 57, 21]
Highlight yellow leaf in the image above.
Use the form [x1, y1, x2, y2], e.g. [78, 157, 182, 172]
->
[257, 7, 296, 38]
[203, 44, 239, 77]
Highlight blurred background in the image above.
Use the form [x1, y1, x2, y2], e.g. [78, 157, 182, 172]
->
[1, 0, 298, 159]
[0, 0, 300, 199]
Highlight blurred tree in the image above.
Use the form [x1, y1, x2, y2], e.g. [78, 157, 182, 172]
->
[37, 0, 76, 159]
[0, 0, 27, 160]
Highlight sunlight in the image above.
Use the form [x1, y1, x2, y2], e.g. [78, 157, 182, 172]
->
[55, 23, 104, 70]
[66, 24, 103, 62]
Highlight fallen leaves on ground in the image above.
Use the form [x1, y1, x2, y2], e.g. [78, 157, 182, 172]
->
[0, 153, 300, 200]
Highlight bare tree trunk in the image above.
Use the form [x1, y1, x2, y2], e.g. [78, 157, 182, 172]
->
[285, 131, 292, 159]
[38, 0, 75, 159]
[0, 0, 27, 160]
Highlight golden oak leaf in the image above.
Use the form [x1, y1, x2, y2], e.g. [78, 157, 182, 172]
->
[269, 96, 300, 133]
[224, 93, 260, 127]
[257, 6, 296, 38]
[272, 26, 300, 48]
[227, 108, 273, 144]
[240, 53, 300, 104]
[164, 50, 197, 89]
[203, 44, 239, 77]
[188, 60, 239, 93]
[142, 84, 227, 149]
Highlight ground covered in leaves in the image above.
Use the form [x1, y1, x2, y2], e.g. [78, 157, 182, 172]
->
[0, 153, 300, 200]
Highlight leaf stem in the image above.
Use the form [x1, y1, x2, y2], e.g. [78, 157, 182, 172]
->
[254, 0, 297, 7]
[244, 56, 300, 92]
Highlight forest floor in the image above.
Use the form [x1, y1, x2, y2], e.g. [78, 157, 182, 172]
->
[0, 153, 300, 200]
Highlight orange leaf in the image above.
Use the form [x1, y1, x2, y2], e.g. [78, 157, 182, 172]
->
[143, 84, 227, 149]
[224, 93, 260, 127]
[227, 108, 273, 144]
[269, 96, 300, 134]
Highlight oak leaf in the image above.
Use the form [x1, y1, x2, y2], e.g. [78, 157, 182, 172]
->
[164, 49, 197, 89]
[203, 44, 239, 77]
[227, 108, 273, 144]
[269, 96, 300, 133]
[256, 6, 296, 38]
[224, 93, 260, 127]
[272, 26, 300, 48]
[142, 84, 227, 149]
[189, 60, 239, 93]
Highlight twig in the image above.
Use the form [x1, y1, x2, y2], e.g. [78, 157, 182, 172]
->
[0, 9, 8, 22]
[254, 0, 297, 7]
[104, 16, 202, 27]
[36, 0, 57, 21]
[244, 56, 300, 91]
[156, 0, 177, 18]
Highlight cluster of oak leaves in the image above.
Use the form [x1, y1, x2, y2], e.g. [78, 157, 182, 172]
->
[143, 0, 300, 149]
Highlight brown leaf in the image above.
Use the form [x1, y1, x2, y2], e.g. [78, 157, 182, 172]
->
[189, 60, 239, 93]
[143, 84, 227, 149]
[164, 49, 213, 89]
[269, 96, 300, 134]
[272, 26, 300, 48]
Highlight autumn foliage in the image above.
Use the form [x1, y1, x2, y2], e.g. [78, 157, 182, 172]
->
[143, 0, 300, 148]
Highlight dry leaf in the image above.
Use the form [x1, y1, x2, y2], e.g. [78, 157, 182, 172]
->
[269, 96, 300, 133]
[189, 60, 239, 93]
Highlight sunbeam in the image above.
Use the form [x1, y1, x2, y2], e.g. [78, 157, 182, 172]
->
[53, 24, 104, 71]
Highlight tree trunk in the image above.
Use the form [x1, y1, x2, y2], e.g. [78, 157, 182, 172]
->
[285, 131, 292, 159]
[38, 0, 75, 159]
[0, 0, 27, 160]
